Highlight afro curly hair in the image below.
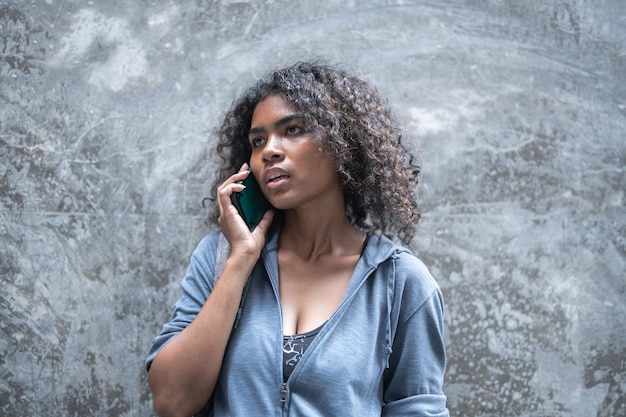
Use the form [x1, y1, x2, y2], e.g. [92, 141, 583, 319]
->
[208, 61, 421, 246]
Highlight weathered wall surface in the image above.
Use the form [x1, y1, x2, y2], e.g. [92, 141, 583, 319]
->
[1, 1, 624, 416]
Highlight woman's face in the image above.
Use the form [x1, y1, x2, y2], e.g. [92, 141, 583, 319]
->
[247, 94, 342, 211]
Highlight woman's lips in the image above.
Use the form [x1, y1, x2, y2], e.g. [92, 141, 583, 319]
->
[268, 174, 289, 183]
[264, 168, 290, 189]
[264, 168, 289, 182]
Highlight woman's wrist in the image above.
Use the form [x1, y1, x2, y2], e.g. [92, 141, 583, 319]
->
[224, 250, 260, 276]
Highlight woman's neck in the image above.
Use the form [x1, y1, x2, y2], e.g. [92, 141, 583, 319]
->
[279, 204, 365, 261]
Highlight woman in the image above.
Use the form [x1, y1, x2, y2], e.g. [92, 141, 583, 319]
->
[146, 62, 449, 417]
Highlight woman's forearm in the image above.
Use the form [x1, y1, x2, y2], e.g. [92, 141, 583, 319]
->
[147, 255, 257, 417]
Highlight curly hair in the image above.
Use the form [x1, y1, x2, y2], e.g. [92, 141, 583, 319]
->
[208, 61, 421, 245]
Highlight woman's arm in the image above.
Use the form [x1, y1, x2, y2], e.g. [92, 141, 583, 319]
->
[147, 250, 259, 417]
[382, 288, 450, 417]
[147, 166, 274, 417]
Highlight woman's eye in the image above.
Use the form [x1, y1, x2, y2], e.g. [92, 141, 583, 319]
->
[286, 125, 302, 135]
[250, 137, 265, 148]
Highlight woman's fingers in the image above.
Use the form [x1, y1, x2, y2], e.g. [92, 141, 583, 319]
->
[216, 164, 250, 216]
[214, 164, 273, 257]
[216, 164, 262, 243]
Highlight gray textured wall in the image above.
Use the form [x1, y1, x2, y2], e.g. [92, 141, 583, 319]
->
[1, 0, 624, 416]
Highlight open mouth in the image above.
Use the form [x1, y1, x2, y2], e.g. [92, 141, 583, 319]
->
[268, 174, 289, 183]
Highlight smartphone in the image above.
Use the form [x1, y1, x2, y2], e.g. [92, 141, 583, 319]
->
[230, 172, 272, 231]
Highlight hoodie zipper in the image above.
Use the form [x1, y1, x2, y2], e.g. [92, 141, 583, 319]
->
[262, 235, 393, 411]
[263, 257, 289, 406]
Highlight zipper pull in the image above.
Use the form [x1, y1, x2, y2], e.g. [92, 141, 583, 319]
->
[280, 382, 287, 402]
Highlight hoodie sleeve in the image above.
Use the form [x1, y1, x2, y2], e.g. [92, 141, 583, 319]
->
[145, 232, 219, 372]
[382, 256, 450, 417]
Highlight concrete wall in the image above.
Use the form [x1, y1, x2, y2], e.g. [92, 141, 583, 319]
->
[1, 1, 624, 416]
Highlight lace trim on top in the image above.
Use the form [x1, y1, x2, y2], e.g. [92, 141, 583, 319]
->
[282, 324, 322, 382]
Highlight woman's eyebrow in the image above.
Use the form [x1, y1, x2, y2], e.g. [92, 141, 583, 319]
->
[275, 113, 304, 128]
[248, 113, 304, 136]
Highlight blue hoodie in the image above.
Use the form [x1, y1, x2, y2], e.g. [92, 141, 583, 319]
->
[147, 224, 449, 417]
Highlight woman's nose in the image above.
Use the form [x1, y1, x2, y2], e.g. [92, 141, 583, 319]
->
[262, 134, 284, 162]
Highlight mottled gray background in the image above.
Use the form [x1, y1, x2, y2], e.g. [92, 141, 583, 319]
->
[1, 0, 624, 416]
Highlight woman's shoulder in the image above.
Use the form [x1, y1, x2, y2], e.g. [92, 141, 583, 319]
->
[370, 234, 441, 299]
[395, 251, 441, 298]
[186, 230, 223, 270]
[193, 230, 222, 254]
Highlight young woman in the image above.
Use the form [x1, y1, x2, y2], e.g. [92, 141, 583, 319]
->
[146, 62, 449, 417]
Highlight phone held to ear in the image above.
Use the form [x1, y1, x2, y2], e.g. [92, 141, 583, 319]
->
[230, 172, 272, 231]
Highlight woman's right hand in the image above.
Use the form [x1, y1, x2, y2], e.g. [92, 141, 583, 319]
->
[216, 163, 274, 260]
